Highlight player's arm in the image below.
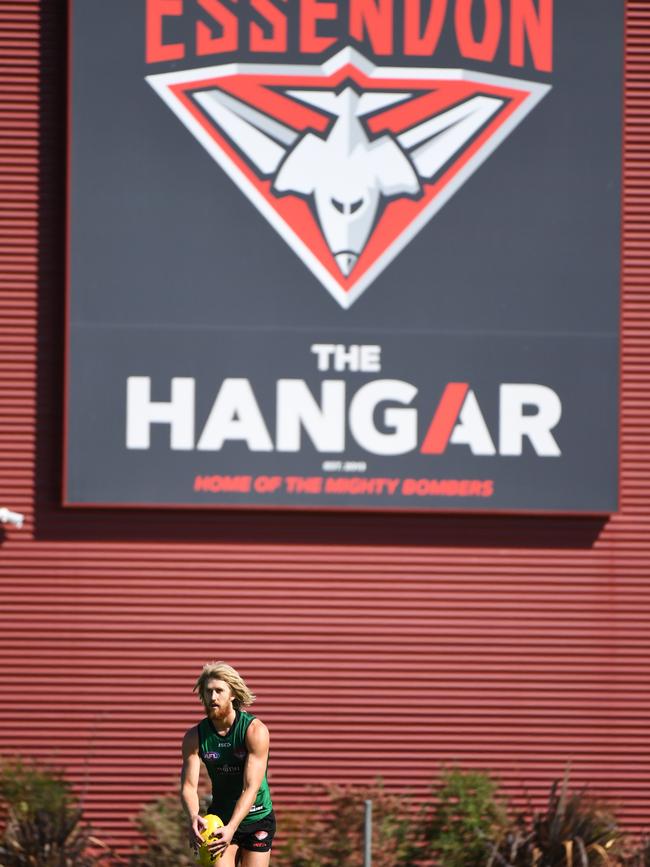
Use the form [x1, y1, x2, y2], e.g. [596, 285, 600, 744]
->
[212, 720, 270, 853]
[180, 726, 207, 849]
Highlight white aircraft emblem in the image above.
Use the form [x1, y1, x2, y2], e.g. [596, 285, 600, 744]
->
[147, 50, 550, 308]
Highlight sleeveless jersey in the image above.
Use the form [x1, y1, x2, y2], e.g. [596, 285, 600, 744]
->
[197, 710, 273, 826]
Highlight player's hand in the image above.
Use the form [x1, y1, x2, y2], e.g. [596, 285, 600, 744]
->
[189, 814, 207, 851]
[207, 824, 235, 855]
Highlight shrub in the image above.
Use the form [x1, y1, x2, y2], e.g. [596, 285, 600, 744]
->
[0, 804, 107, 867]
[277, 781, 419, 867]
[420, 767, 509, 867]
[0, 759, 72, 818]
[620, 837, 650, 867]
[488, 771, 622, 867]
[128, 787, 210, 867]
[128, 794, 195, 867]
[0, 759, 109, 867]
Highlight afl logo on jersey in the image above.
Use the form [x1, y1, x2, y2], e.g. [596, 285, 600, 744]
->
[204, 751, 220, 760]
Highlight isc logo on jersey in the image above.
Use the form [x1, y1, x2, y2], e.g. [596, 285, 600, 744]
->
[147, 49, 549, 308]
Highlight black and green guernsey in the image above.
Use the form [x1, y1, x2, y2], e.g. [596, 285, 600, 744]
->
[198, 710, 273, 826]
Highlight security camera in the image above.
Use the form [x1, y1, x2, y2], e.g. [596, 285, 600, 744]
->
[0, 508, 24, 528]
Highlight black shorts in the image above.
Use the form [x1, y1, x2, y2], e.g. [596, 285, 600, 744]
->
[233, 811, 276, 853]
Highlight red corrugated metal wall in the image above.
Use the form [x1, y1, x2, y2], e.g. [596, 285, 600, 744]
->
[1, 0, 649, 852]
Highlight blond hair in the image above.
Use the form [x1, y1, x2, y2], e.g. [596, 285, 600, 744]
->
[193, 661, 256, 710]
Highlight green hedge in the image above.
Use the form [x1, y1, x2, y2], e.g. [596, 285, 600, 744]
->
[1, 760, 649, 867]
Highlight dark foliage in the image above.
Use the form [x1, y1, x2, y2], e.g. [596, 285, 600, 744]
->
[277, 781, 419, 867]
[419, 767, 509, 867]
[0, 759, 109, 867]
[0, 805, 109, 867]
[0, 760, 72, 818]
[4, 758, 650, 867]
[127, 794, 196, 867]
[619, 837, 650, 867]
[487, 771, 622, 867]
[127, 786, 210, 867]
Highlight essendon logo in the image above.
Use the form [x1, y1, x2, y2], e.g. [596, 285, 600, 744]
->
[147, 50, 549, 307]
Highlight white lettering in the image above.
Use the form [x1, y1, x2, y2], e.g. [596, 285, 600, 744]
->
[125, 376, 562, 457]
[276, 379, 345, 452]
[360, 345, 381, 372]
[310, 343, 336, 371]
[499, 384, 562, 456]
[334, 344, 360, 371]
[197, 378, 273, 451]
[449, 389, 497, 455]
[349, 379, 417, 455]
[126, 376, 194, 450]
[310, 343, 382, 372]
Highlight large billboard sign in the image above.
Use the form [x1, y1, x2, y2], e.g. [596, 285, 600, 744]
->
[65, 0, 621, 511]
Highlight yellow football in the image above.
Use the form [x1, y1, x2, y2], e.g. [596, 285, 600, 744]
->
[196, 814, 224, 866]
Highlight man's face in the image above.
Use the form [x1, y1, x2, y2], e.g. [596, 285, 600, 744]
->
[203, 678, 235, 720]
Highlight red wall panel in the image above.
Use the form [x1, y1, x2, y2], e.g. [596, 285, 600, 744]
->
[1, 0, 649, 852]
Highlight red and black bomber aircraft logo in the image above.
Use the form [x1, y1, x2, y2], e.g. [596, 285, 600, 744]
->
[147, 49, 550, 308]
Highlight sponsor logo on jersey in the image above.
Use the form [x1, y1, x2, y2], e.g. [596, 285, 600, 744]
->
[204, 751, 220, 760]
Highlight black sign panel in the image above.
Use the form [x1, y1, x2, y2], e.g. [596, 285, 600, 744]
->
[65, 0, 621, 511]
